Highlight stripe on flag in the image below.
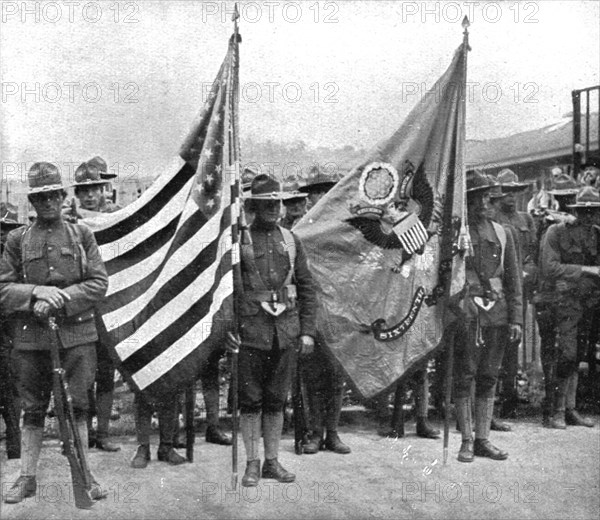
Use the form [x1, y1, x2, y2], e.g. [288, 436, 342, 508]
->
[83, 35, 241, 397]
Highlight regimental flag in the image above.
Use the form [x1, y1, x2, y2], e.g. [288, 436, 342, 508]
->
[81, 34, 241, 398]
[294, 34, 470, 399]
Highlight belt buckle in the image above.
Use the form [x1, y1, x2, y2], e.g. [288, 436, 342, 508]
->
[261, 291, 286, 317]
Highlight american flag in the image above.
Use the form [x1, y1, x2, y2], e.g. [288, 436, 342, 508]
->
[83, 34, 241, 397]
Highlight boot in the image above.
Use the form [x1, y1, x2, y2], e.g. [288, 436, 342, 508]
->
[261, 458, 295, 483]
[490, 416, 512, 432]
[240, 412, 262, 487]
[157, 404, 186, 465]
[416, 417, 441, 439]
[323, 430, 351, 454]
[205, 425, 233, 445]
[455, 397, 473, 463]
[302, 430, 322, 454]
[157, 445, 187, 465]
[548, 378, 567, 429]
[95, 391, 120, 452]
[474, 398, 508, 460]
[3, 476, 37, 504]
[131, 444, 150, 469]
[4, 426, 42, 503]
[242, 460, 261, 487]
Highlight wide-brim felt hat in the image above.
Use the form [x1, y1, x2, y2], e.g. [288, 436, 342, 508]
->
[245, 174, 301, 200]
[548, 173, 579, 196]
[497, 168, 528, 192]
[72, 162, 109, 188]
[466, 170, 492, 193]
[28, 162, 65, 194]
[87, 156, 116, 180]
[567, 186, 600, 208]
[282, 180, 308, 203]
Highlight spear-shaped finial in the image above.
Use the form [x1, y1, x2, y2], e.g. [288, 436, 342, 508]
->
[232, 3, 239, 22]
[462, 16, 471, 50]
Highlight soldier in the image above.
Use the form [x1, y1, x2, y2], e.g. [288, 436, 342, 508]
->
[130, 390, 188, 468]
[87, 156, 121, 212]
[0, 162, 109, 503]
[454, 171, 522, 463]
[226, 174, 316, 487]
[289, 174, 354, 453]
[486, 179, 524, 432]
[1, 215, 24, 460]
[280, 181, 308, 230]
[534, 174, 578, 427]
[490, 169, 535, 424]
[538, 186, 600, 429]
[298, 168, 339, 210]
[70, 162, 122, 452]
[172, 355, 233, 448]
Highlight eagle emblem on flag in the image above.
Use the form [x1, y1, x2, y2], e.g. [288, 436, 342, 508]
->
[346, 160, 434, 259]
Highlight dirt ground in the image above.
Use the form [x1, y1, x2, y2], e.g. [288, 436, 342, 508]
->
[1, 406, 599, 520]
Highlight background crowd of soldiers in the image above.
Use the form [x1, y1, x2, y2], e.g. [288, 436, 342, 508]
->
[1, 155, 599, 500]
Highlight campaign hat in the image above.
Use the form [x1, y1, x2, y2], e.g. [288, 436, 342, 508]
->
[567, 186, 600, 209]
[88, 156, 116, 180]
[72, 161, 109, 188]
[27, 162, 66, 194]
[466, 170, 492, 193]
[496, 168, 528, 192]
[282, 180, 308, 204]
[246, 174, 300, 200]
[548, 174, 579, 197]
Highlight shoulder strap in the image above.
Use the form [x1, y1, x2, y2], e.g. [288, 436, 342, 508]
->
[279, 226, 297, 286]
[66, 223, 88, 277]
[491, 221, 507, 275]
[279, 226, 296, 273]
[19, 225, 34, 283]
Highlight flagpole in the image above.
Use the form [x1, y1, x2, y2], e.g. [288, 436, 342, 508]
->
[443, 16, 470, 466]
[230, 2, 241, 490]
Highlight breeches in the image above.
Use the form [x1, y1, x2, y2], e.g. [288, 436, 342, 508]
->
[12, 344, 97, 427]
[239, 335, 295, 414]
[556, 299, 582, 376]
[454, 324, 508, 399]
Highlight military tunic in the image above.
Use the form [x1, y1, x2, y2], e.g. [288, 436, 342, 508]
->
[538, 221, 600, 378]
[0, 220, 108, 425]
[454, 219, 523, 398]
[238, 222, 316, 413]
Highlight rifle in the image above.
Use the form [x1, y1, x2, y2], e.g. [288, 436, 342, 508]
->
[48, 316, 94, 509]
[185, 384, 195, 462]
